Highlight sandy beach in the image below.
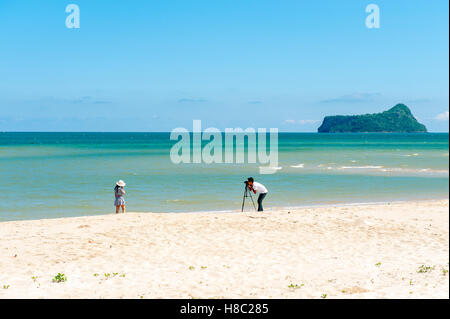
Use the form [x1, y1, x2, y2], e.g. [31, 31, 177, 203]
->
[0, 200, 448, 299]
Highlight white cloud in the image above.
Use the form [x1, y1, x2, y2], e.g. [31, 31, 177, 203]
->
[284, 119, 320, 125]
[321, 92, 381, 104]
[435, 111, 449, 121]
[178, 98, 207, 103]
[298, 119, 320, 125]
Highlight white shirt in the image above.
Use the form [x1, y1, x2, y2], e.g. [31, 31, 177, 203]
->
[252, 182, 268, 194]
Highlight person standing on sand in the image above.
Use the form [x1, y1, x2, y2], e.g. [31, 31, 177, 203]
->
[114, 180, 126, 214]
[246, 177, 268, 212]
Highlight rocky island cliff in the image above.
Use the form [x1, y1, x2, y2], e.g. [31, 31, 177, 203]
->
[318, 104, 427, 133]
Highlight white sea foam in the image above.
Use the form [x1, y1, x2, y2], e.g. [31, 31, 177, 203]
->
[340, 166, 384, 169]
[402, 153, 420, 157]
[379, 167, 448, 174]
[260, 166, 282, 171]
[316, 165, 449, 176]
[290, 163, 305, 168]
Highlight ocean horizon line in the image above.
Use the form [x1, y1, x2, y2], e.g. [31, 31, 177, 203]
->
[1, 131, 449, 134]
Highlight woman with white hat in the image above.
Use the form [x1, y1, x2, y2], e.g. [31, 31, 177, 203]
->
[114, 180, 126, 214]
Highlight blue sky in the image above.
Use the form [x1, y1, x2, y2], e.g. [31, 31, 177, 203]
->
[0, 0, 448, 131]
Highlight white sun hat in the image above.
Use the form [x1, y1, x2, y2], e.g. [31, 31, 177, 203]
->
[116, 180, 126, 187]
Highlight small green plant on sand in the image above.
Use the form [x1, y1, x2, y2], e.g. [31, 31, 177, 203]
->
[442, 268, 448, 276]
[3, 285, 10, 289]
[52, 273, 67, 283]
[31, 276, 38, 282]
[201, 266, 207, 270]
[321, 294, 327, 299]
[417, 265, 434, 273]
[93, 273, 99, 277]
[103, 272, 123, 279]
[189, 266, 195, 270]
[288, 283, 304, 289]
[375, 262, 381, 267]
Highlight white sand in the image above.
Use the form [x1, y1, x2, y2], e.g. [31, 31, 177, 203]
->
[0, 200, 448, 299]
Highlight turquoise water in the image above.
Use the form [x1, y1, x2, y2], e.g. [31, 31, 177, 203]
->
[0, 132, 448, 221]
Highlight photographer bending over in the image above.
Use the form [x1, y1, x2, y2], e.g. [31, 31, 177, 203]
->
[247, 177, 268, 212]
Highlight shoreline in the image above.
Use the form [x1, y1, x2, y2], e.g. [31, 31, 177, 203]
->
[1, 196, 449, 223]
[0, 199, 448, 298]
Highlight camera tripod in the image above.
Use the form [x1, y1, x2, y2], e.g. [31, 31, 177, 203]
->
[241, 184, 257, 212]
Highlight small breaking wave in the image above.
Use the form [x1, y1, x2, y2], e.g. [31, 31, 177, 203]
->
[379, 167, 449, 174]
[340, 166, 384, 169]
[312, 164, 448, 176]
[402, 153, 420, 157]
[259, 166, 283, 172]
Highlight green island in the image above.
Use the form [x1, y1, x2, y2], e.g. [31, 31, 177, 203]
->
[318, 104, 427, 133]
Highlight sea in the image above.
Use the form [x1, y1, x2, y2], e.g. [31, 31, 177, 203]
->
[0, 132, 448, 221]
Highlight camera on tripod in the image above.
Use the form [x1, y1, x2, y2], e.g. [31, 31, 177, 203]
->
[241, 178, 256, 212]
